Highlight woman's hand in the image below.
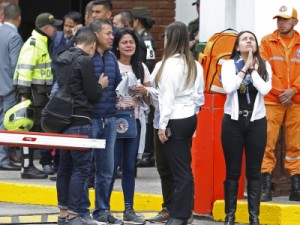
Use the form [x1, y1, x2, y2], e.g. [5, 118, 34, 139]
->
[244, 49, 253, 70]
[158, 129, 168, 143]
[133, 82, 151, 105]
[132, 85, 147, 95]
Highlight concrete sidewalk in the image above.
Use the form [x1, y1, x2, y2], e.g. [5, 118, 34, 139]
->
[1, 163, 300, 224]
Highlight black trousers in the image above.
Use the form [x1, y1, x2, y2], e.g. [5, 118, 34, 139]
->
[31, 123, 53, 167]
[24, 106, 56, 168]
[144, 105, 155, 157]
[154, 129, 173, 210]
[164, 115, 197, 219]
[221, 114, 267, 182]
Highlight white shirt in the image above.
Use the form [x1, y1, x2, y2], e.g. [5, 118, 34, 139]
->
[157, 54, 204, 130]
[221, 59, 272, 121]
[117, 62, 151, 118]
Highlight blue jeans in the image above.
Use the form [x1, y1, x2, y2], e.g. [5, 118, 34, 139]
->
[0, 92, 16, 166]
[80, 117, 117, 218]
[56, 124, 92, 215]
[111, 120, 141, 209]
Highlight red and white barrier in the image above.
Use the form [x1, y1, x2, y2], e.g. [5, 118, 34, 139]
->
[0, 130, 105, 150]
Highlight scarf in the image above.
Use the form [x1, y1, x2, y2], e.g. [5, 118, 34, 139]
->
[234, 57, 252, 103]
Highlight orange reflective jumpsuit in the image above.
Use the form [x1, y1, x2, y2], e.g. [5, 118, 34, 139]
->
[260, 30, 300, 176]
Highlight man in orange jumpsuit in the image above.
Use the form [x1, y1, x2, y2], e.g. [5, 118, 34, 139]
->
[260, 5, 300, 202]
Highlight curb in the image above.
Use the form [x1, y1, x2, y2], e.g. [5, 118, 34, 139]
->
[213, 199, 300, 225]
[0, 182, 163, 212]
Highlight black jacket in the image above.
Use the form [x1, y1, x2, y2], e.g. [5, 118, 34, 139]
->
[55, 47, 103, 125]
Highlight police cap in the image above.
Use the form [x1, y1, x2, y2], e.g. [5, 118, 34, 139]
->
[35, 12, 63, 28]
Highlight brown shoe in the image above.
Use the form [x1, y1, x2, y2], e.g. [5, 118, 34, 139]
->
[9, 154, 21, 163]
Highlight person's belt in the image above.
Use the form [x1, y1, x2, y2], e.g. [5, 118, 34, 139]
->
[239, 110, 252, 117]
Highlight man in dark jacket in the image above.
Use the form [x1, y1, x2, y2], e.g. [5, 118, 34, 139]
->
[45, 11, 82, 178]
[79, 18, 123, 225]
[56, 29, 108, 225]
[67, 0, 116, 49]
[51, 11, 82, 79]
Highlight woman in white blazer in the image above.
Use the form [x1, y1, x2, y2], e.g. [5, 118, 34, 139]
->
[155, 21, 204, 225]
[220, 31, 272, 225]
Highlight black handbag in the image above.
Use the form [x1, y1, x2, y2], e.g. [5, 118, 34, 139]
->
[41, 62, 74, 133]
[41, 85, 73, 133]
[115, 107, 137, 138]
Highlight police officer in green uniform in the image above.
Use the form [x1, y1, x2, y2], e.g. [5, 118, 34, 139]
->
[14, 13, 62, 179]
[132, 7, 156, 73]
[188, 0, 200, 59]
[132, 7, 156, 167]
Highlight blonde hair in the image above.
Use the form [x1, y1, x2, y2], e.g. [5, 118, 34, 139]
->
[155, 21, 197, 88]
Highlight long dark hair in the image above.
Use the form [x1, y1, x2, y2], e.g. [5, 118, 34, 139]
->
[112, 28, 145, 83]
[230, 30, 268, 81]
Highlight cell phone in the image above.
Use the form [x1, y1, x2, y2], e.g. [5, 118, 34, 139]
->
[166, 127, 172, 138]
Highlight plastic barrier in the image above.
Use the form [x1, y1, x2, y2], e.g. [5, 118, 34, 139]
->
[0, 130, 105, 150]
[191, 93, 245, 214]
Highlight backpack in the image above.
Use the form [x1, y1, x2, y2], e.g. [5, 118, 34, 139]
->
[199, 28, 238, 94]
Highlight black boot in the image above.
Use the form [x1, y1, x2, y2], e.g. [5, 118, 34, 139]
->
[137, 153, 155, 167]
[165, 218, 188, 225]
[248, 180, 261, 225]
[289, 174, 300, 201]
[21, 148, 47, 179]
[21, 165, 48, 179]
[224, 180, 238, 225]
[260, 172, 272, 202]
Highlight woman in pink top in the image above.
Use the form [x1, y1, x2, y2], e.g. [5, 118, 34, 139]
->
[111, 28, 151, 224]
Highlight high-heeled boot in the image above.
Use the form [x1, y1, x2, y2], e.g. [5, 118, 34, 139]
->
[247, 180, 261, 225]
[224, 180, 238, 225]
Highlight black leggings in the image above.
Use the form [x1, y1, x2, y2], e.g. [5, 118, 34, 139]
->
[221, 114, 267, 182]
